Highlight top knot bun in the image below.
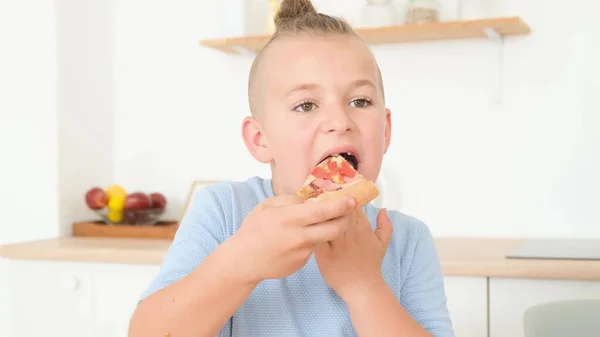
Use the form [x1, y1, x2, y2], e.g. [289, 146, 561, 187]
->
[274, 0, 317, 28]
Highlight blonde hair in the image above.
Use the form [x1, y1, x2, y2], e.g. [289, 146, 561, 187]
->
[248, 0, 384, 116]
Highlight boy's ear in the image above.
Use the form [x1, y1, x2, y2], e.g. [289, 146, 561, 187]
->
[241, 116, 273, 164]
[384, 108, 392, 153]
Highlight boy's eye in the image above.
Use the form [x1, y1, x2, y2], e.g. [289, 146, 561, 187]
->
[295, 102, 317, 112]
[349, 98, 371, 108]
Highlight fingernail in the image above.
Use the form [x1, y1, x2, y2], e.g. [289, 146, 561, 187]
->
[348, 197, 356, 207]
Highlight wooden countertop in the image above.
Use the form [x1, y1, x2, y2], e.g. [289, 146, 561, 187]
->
[0, 237, 171, 265]
[1, 237, 599, 281]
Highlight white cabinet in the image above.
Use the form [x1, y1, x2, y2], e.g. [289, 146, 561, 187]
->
[4, 259, 490, 337]
[93, 263, 160, 337]
[5, 260, 159, 337]
[1, 258, 11, 337]
[444, 276, 488, 337]
[10, 260, 600, 337]
[489, 278, 600, 337]
[7, 260, 95, 337]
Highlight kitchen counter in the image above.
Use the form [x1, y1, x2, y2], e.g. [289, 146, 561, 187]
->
[0, 237, 171, 265]
[1, 237, 600, 281]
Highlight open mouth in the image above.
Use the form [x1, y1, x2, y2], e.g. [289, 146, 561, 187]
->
[340, 152, 359, 170]
[320, 152, 359, 170]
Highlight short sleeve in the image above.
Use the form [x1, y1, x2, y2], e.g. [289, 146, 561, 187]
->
[138, 184, 230, 302]
[401, 222, 455, 337]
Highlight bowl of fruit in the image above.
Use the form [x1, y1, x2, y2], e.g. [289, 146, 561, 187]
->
[85, 185, 168, 226]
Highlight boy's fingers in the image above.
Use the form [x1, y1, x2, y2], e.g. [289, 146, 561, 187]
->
[375, 208, 393, 249]
[303, 217, 350, 244]
[260, 195, 303, 208]
[290, 196, 356, 226]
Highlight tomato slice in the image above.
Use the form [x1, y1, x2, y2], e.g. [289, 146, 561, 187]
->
[311, 166, 330, 179]
[340, 160, 356, 178]
[327, 161, 339, 175]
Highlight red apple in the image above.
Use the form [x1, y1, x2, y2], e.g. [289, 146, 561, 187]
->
[149, 192, 167, 209]
[124, 192, 151, 210]
[85, 187, 108, 209]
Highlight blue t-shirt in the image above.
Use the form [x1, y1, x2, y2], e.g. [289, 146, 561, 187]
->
[140, 176, 455, 336]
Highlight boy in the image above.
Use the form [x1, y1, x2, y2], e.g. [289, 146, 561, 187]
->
[128, 0, 455, 336]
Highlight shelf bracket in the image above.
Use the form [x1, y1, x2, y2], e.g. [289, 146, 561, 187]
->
[484, 27, 504, 105]
[484, 27, 501, 41]
[231, 45, 257, 56]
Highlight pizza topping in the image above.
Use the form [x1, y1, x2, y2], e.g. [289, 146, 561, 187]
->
[308, 154, 359, 184]
[311, 166, 330, 180]
[307, 183, 324, 198]
[327, 161, 339, 175]
[311, 178, 342, 191]
[304, 153, 360, 193]
[339, 160, 356, 178]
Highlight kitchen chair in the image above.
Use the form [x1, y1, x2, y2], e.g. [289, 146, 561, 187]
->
[523, 299, 600, 337]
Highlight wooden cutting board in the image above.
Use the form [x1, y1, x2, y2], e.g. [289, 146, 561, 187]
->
[72, 221, 179, 240]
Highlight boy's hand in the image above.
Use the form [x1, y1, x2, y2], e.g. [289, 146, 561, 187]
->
[314, 208, 393, 300]
[230, 194, 356, 284]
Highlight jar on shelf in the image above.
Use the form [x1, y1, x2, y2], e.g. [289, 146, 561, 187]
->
[244, 0, 269, 36]
[243, 0, 280, 36]
[405, 0, 440, 25]
[361, 0, 396, 28]
[266, 0, 281, 34]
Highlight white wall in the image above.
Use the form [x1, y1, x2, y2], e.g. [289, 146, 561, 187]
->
[0, 0, 115, 330]
[0, 0, 114, 245]
[0, 0, 57, 334]
[109, 0, 600, 238]
[56, 0, 115, 240]
[0, 0, 58, 246]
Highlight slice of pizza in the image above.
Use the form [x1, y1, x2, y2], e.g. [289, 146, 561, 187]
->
[296, 153, 379, 208]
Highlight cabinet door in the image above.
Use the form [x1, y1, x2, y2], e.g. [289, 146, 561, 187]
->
[489, 278, 600, 337]
[92, 263, 160, 337]
[7, 260, 94, 337]
[0, 258, 10, 337]
[444, 276, 488, 337]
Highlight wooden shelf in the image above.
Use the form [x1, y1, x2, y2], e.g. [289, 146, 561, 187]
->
[199, 16, 531, 54]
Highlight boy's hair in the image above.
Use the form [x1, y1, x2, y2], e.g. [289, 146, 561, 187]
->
[272, 0, 353, 35]
[248, 0, 383, 116]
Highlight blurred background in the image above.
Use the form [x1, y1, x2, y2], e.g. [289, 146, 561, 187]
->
[1, 0, 599, 336]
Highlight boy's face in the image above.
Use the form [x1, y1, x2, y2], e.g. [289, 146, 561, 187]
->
[243, 34, 391, 195]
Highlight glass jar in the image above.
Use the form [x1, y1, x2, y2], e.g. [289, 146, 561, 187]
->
[266, 0, 281, 34]
[244, 0, 269, 36]
[405, 0, 440, 25]
[361, 0, 396, 28]
[243, 0, 281, 36]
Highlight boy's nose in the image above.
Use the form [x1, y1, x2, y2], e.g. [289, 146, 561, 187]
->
[323, 106, 353, 133]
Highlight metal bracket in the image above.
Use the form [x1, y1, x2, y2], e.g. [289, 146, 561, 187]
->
[231, 45, 257, 57]
[484, 27, 501, 41]
[484, 27, 504, 105]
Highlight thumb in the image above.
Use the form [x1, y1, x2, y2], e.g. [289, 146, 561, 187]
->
[260, 194, 302, 208]
[313, 242, 331, 260]
[374, 208, 393, 249]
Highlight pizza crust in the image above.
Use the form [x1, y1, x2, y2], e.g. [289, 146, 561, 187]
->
[296, 176, 379, 208]
[296, 183, 319, 200]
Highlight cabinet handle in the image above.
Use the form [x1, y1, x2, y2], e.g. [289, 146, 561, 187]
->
[60, 275, 80, 291]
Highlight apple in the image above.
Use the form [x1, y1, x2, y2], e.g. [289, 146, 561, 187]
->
[85, 187, 108, 209]
[124, 192, 151, 210]
[124, 211, 138, 224]
[149, 192, 167, 209]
